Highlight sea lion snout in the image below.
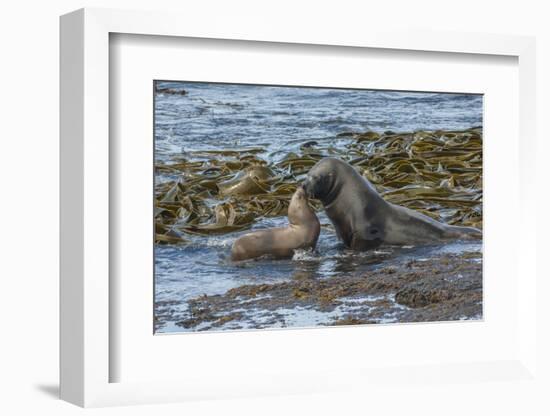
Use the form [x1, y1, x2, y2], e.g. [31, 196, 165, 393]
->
[303, 158, 340, 200]
[294, 184, 306, 198]
[302, 176, 321, 199]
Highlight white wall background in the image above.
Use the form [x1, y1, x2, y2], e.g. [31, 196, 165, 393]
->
[0, 1, 548, 414]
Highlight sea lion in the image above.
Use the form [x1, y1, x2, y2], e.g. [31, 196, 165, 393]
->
[231, 186, 320, 261]
[302, 157, 481, 250]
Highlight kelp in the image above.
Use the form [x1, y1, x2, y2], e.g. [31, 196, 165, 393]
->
[218, 166, 275, 196]
[155, 127, 483, 243]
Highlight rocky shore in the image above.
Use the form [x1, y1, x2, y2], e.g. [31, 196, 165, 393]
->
[154, 250, 482, 332]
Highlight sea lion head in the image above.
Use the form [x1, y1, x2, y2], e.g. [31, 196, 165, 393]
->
[302, 157, 342, 204]
[288, 186, 316, 225]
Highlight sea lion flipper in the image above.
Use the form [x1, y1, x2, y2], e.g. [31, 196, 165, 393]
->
[444, 225, 482, 240]
[349, 225, 384, 250]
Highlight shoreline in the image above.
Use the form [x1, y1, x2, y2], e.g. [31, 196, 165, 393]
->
[155, 250, 482, 332]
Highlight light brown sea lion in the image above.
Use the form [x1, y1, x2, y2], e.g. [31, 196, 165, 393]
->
[230, 187, 320, 261]
[302, 157, 481, 250]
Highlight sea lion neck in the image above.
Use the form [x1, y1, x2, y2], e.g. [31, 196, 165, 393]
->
[319, 176, 341, 209]
[288, 201, 314, 226]
[288, 191, 319, 227]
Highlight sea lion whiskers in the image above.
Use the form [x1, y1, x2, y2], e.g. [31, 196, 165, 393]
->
[303, 163, 340, 206]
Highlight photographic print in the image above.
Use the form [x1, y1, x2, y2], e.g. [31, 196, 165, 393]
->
[154, 81, 482, 333]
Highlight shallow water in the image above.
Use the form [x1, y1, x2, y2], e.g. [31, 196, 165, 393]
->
[154, 81, 483, 333]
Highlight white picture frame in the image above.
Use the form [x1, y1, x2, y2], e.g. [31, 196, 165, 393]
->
[60, 7, 538, 408]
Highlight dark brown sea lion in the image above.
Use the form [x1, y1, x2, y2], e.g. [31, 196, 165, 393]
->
[231, 187, 320, 261]
[302, 157, 481, 250]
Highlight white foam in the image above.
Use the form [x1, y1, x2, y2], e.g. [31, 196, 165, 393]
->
[292, 249, 318, 261]
[205, 237, 234, 248]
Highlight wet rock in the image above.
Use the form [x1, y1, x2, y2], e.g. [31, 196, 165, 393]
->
[336, 131, 356, 137]
[176, 304, 217, 328]
[301, 140, 319, 148]
[156, 87, 187, 96]
[331, 317, 373, 326]
[356, 131, 380, 142]
[210, 313, 243, 327]
[395, 287, 453, 308]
